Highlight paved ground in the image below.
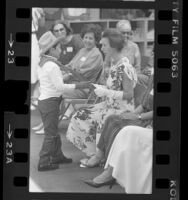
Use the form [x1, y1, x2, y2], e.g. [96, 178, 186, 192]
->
[29, 109, 124, 193]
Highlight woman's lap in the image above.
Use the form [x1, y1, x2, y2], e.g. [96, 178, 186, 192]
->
[97, 115, 142, 159]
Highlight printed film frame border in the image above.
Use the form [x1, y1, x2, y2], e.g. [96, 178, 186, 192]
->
[3, 0, 182, 200]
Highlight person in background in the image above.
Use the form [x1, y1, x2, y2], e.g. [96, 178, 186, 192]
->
[66, 28, 137, 158]
[116, 20, 153, 87]
[42, 20, 84, 124]
[66, 24, 103, 92]
[101, 19, 141, 86]
[116, 20, 141, 74]
[56, 23, 104, 124]
[37, 31, 92, 171]
[141, 46, 154, 77]
[51, 20, 84, 65]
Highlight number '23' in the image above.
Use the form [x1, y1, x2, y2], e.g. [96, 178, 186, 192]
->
[8, 50, 14, 64]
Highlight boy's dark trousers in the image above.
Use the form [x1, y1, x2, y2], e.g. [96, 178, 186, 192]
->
[38, 96, 64, 167]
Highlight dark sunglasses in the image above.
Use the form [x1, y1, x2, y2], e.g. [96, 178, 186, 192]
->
[121, 31, 132, 35]
[54, 28, 64, 33]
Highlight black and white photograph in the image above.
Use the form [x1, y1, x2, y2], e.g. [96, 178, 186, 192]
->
[29, 7, 154, 193]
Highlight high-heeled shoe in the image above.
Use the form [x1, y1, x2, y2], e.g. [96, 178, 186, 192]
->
[84, 178, 116, 189]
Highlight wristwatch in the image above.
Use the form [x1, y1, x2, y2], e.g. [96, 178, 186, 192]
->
[138, 114, 142, 120]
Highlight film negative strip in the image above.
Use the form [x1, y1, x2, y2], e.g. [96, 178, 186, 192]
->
[3, 0, 182, 199]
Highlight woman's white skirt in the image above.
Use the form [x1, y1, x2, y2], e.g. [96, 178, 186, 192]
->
[105, 126, 153, 194]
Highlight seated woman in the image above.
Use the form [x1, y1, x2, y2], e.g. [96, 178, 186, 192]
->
[63, 23, 104, 99]
[66, 28, 137, 157]
[51, 20, 84, 66]
[81, 75, 153, 167]
[85, 126, 153, 194]
[37, 31, 92, 171]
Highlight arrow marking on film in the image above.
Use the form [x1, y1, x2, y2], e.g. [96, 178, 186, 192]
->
[8, 34, 14, 48]
[7, 124, 13, 139]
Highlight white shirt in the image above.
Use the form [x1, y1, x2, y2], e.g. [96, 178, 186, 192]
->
[37, 60, 75, 100]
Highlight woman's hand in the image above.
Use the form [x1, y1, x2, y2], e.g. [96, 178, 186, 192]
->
[120, 112, 139, 120]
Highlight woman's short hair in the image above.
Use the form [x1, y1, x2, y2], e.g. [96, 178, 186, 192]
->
[102, 28, 125, 52]
[80, 24, 102, 44]
[51, 20, 72, 35]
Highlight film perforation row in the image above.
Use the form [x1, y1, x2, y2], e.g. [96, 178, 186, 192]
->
[155, 8, 174, 190]
[11, 8, 31, 188]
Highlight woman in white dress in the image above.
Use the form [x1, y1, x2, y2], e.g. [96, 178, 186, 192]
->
[84, 125, 153, 194]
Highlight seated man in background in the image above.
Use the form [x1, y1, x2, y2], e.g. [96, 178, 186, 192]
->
[116, 20, 141, 74]
[63, 23, 104, 99]
[116, 20, 153, 88]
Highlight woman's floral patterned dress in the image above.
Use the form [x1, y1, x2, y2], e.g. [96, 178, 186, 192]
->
[66, 57, 137, 156]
